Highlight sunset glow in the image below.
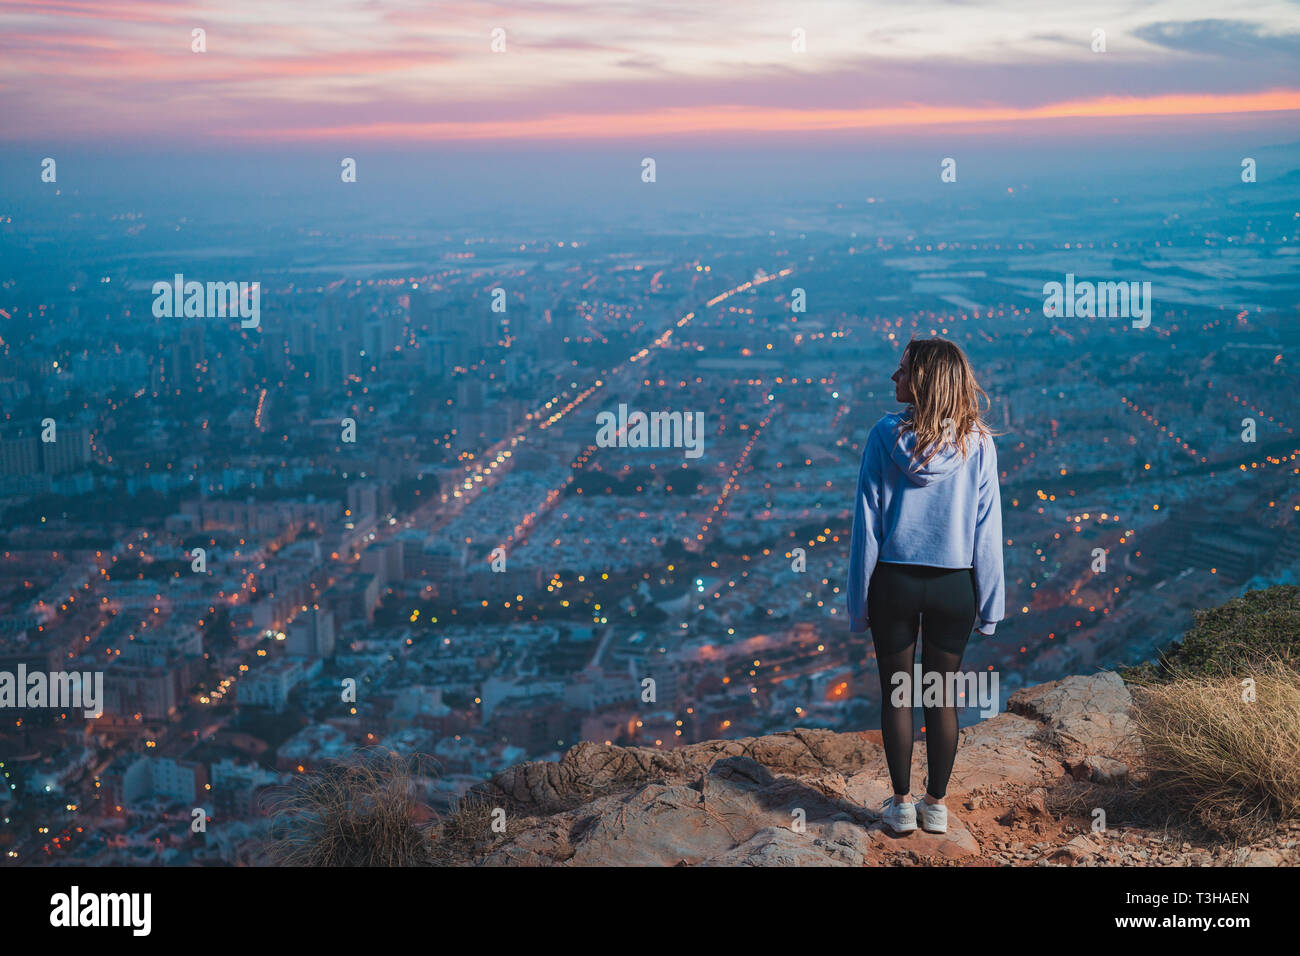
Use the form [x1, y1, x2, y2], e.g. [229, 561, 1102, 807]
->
[3, 0, 1299, 143]
[233, 89, 1300, 142]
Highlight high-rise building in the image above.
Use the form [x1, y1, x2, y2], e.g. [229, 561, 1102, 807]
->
[41, 427, 92, 475]
[286, 608, 336, 659]
[0, 435, 39, 475]
[123, 756, 209, 807]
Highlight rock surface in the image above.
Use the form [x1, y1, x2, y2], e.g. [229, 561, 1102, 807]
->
[456, 672, 1297, 867]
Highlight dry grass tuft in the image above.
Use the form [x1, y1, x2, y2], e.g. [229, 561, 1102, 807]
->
[1127, 656, 1300, 838]
[433, 789, 505, 864]
[265, 749, 439, 866]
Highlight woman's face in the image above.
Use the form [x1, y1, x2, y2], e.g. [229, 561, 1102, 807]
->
[892, 349, 914, 404]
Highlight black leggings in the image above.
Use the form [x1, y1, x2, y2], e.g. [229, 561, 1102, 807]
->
[867, 562, 977, 800]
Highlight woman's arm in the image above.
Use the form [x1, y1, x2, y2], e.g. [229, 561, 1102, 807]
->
[972, 435, 1005, 634]
[847, 429, 883, 632]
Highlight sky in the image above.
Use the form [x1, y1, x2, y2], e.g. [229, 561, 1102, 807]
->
[2, 0, 1300, 146]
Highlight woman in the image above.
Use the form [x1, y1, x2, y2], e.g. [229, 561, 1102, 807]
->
[847, 337, 1004, 835]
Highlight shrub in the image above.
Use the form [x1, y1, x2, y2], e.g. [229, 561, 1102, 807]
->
[1128, 657, 1300, 836]
[433, 789, 503, 865]
[265, 749, 438, 866]
[1122, 584, 1300, 682]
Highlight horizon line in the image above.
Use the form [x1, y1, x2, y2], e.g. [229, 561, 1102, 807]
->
[219, 89, 1300, 143]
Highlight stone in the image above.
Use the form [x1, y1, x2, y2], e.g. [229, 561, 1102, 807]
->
[1083, 756, 1130, 785]
[946, 713, 1064, 794]
[1007, 671, 1139, 762]
[701, 827, 855, 867]
[450, 672, 1287, 868]
[1050, 834, 1101, 865]
[997, 788, 1049, 827]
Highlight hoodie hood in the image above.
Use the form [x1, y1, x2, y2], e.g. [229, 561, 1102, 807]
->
[887, 416, 970, 486]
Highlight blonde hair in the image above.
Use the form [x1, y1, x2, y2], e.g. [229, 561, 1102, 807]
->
[896, 337, 996, 467]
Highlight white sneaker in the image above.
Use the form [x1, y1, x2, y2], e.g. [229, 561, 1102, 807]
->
[880, 796, 917, 834]
[914, 798, 948, 833]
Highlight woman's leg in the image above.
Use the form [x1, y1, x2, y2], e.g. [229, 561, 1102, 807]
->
[876, 641, 918, 800]
[868, 564, 923, 802]
[919, 641, 965, 802]
[918, 569, 977, 803]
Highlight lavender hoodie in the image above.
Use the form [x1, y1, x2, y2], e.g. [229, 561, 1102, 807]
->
[847, 411, 1005, 635]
